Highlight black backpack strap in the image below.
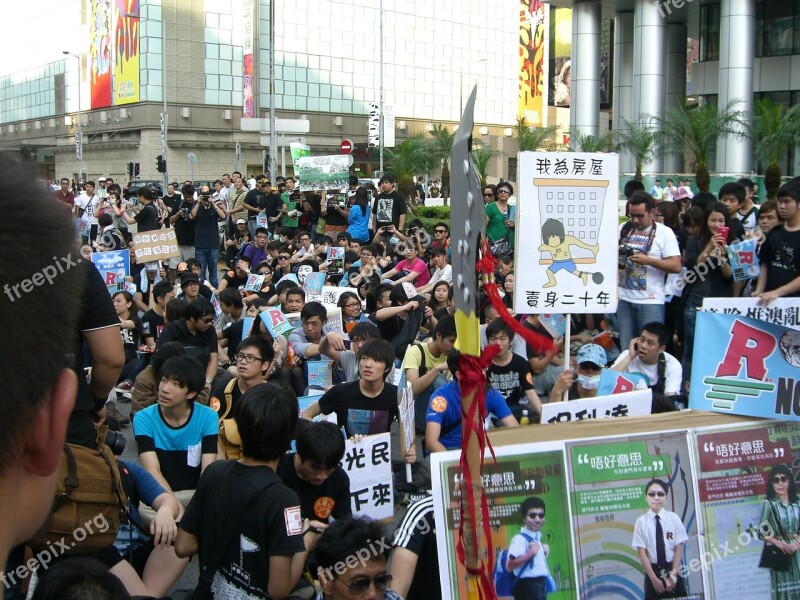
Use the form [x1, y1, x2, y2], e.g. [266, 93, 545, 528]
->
[412, 342, 427, 376]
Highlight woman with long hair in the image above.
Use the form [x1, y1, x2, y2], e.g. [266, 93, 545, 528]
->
[758, 465, 800, 599]
[347, 187, 371, 243]
[112, 290, 147, 393]
[681, 202, 733, 389]
[338, 291, 364, 333]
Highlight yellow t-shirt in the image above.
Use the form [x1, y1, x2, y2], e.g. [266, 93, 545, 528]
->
[401, 342, 447, 374]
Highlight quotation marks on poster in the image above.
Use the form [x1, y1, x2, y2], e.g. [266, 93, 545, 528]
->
[703, 442, 715, 453]
[774, 447, 785, 457]
[651, 460, 665, 471]
[576, 453, 590, 464]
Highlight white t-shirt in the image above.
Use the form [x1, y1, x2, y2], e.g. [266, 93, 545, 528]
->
[618, 223, 681, 304]
[612, 350, 682, 395]
[77, 193, 100, 225]
[428, 264, 453, 286]
[737, 206, 759, 234]
[662, 185, 676, 203]
[631, 509, 688, 562]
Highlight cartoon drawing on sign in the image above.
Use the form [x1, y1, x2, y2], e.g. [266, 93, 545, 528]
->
[779, 331, 800, 367]
[539, 218, 602, 288]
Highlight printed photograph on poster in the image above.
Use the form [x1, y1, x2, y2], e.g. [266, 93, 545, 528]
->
[91, 249, 130, 294]
[514, 152, 619, 314]
[296, 155, 354, 191]
[567, 433, 704, 600]
[689, 312, 800, 420]
[431, 443, 577, 599]
[692, 421, 800, 599]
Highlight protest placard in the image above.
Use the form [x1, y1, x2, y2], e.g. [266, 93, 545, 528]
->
[514, 152, 619, 314]
[260, 308, 297, 338]
[540, 389, 652, 424]
[91, 250, 129, 294]
[132, 229, 179, 261]
[296, 154, 353, 191]
[341, 433, 394, 521]
[701, 297, 800, 331]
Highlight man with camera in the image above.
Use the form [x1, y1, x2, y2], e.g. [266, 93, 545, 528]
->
[167, 183, 197, 283]
[372, 174, 407, 237]
[190, 184, 227, 288]
[617, 191, 682, 349]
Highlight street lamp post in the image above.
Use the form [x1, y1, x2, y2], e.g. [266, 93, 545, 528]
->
[63, 51, 84, 183]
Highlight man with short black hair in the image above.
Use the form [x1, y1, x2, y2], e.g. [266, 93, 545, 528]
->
[190, 184, 227, 288]
[210, 336, 275, 423]
[76, 180, 101, 242]
[617, 192, 682, 349]
[736, 177, 759, 233]
[53, 176, 75, 206]
[142, 279, 176, 348]
[372, 174, 406, 233]
[754, 177, 800, 302]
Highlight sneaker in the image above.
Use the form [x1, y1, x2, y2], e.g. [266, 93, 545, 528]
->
[106, 400, 130, 426]
[115, 381, 133, 393]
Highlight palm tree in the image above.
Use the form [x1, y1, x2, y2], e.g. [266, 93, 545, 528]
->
[428, 123, 455, 201]
[660, 100, 745, 192]
[572, 130, 615, 153]
[750, 98, 800, 200]
[384, 134, 436, 202]
[614, 116, 659, 182]
[471, 143, 503, 188]
[515, 116, 559, 151]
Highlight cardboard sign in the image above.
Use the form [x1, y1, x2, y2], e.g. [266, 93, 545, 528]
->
[260, 308, 297, 338]
[132, 228, 179, 261]
[341, 433, 394, 521]
[91, 250, 130, 294]
[397, 377, 415, 455]
[540, 389, 652, 424]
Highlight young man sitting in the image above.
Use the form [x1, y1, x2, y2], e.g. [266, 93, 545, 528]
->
[485, 319, 542, 421]
[141, 279, 176, 349]
[176, 383, 310, 599]
[612, 322, 683, 412]
[425, 350, 519, 454]
[319, 322, 383, 382]
[302, 339, 415, 464]
[133, 355, 219, 516]
[288, 301, 337, 362]
[549, 343, 608, 402]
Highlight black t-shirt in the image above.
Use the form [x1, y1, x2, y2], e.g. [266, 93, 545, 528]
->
[222, 318, 252, 362]
[323, 194, 348, 227]
[120, 317, 143, 363]
[163, 194, 182, 219]
[157, 319, 217, 370]
[141, 308, 165, 343]
[394, 496, 440, 600]
[69, 263, 121, 447]
[276, 453, 352, 522]
[173, 200, 196, 246]
[318, 380, 399, 437]
[210, 378, 244, 418]
[415, 183, 425, 201]
[194, 203, 222, 249]
[372, 191, 406, 228]
[243, 188, 263, 217]
[759, 224, 800, 296]
[487, 354, 535, 410]
[134, 202, 160, 232]
[221, 270, 248, 291]
[180, 461, 305, 599]
[264, 192, 283, 220]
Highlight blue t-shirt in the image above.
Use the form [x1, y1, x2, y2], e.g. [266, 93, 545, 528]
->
[134, 403, 219, 491]
[425, 381, 511, 450]
[115, 460, 166, 553]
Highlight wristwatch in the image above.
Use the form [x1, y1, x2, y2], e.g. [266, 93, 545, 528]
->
[205, 378, 213, 386]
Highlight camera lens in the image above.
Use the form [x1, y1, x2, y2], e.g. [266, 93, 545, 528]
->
[104, 430, 127, 455]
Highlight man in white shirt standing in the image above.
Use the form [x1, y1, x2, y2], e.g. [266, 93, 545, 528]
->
[617, 192, 682, 349]
[662, 179, 677, 203]
[76, 180, 101, 243]
[649, 178, 663, 201]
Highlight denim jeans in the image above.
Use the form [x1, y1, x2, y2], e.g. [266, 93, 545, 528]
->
[617, 300, 665, 350]
[196, 247, 219, 287]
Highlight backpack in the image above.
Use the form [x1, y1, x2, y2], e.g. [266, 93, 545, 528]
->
[28, 426, 127, 554]
[494, 530, 535, 596]
[234, 241, 254, 266]
[218, 379, 243, 459]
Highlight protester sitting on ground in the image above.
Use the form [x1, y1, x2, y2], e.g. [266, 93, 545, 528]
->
[425, 350, 519, 454]
[112, 291, 147, 397]
[315, 517, 402, 600]
[141, 279, 176, 349]
[216, 287, 245, 347]
[288, 301, 337, 361]
[521, 314, 564, 398]
[131, 342, 186, 416]
[373, 285, 432, 363]
[319, 322, 384, 382]
[217, 256, 251, 292]
[381, 242, 432, 288]
[133, 356, 218, 514]
[486, 319, 543, 421]
[549, 343, 608, 402]
[612, 322, 683, 412]
[416, 247, 452, 297]
[390, 495, 440, 600]
[176, 383, 309, 599]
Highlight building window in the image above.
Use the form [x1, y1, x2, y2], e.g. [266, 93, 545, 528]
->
[700, 4, 721, 61]
[508, 157, 518, 182]
[756, 0, 798, 57]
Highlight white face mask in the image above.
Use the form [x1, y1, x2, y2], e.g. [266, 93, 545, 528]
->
[577, 373, 601, 390]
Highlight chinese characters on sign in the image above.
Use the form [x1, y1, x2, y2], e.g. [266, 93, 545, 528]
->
[341, 433, 394, 521]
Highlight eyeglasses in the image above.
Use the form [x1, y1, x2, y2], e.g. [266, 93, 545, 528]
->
[773, 475, 789, 483]
[483, 193, 495, 198]
[234, 353, 263, 364]
[497, 189, 511, 194]
[259, 271, 272, 276]
[343, 303, 361, 309]
[527, 512, 545, 519]
[279, 255, 291, 260]
[256, 234, 268, 239]
[435, 229, 447, 233]
[343, 573, 393, 595]
[629, 212, 649, 220]
[647, 491, 666, 497]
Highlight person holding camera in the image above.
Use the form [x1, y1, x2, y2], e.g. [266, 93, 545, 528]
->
[611, 322, 684, 412]
[617, 191, 682, 350]
[372, 174, 407, 236]
[190, 185, 227, 288]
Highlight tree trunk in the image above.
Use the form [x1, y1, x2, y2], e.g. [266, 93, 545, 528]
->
[765, 163, 782, 201]
[635, 166, 643, 182]
[695, 163, 711, 192]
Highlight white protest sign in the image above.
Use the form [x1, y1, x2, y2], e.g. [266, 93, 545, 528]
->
[701, 298, 800, 331]
[132, 229, 180, 261]
[514, 152, 619, 314]
[540, 389, 652, 424]
[321, 286, 358, 305]
[341, 433, 394, 521]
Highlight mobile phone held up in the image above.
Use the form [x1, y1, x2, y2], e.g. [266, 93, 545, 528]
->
[716, 226, 729, 245]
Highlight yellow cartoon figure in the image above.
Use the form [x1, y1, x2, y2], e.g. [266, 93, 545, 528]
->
[538, 218, 600, 288]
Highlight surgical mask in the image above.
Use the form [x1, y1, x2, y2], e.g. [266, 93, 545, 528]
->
[577, 373, 601, 389]
[389, 236, 399, 245]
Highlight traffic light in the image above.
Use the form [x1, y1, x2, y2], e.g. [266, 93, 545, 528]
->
[134, 162, 140, 177]
[127, 162, 134, 178]
[156, 155, 166, 173]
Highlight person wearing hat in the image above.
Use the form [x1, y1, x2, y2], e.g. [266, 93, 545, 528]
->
[649, 178, 663, 201]
[178, 272, 203, 304]
[224, 217, 251, 269]
[548, 343, 608, 402]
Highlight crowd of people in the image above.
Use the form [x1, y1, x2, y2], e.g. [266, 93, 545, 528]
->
[1, 153, 799, 600]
